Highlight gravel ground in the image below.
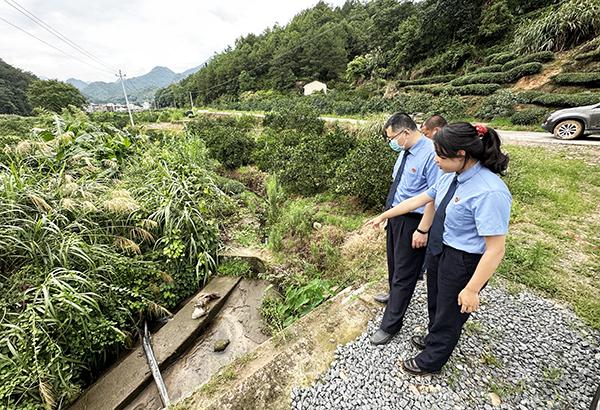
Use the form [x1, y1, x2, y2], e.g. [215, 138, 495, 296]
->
[290, 281, 600, 410]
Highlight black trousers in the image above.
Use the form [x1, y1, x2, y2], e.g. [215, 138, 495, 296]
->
[381, 214, 427, 334]
[415, 245, 483, 372]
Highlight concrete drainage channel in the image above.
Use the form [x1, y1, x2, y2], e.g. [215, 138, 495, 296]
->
[126, 278, 272, 409]
[68, 253, 273, 410]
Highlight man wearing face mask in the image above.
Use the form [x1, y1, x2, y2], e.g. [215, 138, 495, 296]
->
[371, 112, 442, 345]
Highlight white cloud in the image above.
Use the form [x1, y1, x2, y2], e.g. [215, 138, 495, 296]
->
[0, 0, 348, 82]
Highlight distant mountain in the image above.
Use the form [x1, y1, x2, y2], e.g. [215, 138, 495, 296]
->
[66, 78, 90, 91]
[77, 59, 211, 104]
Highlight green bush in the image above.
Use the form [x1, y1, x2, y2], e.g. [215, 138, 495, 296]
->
[333, 100, 362, 116]
[575, 49, 600, 60]
[261, 278, 332, 332]
[473, 64, 503, 74]
[263, 104, 325, 135]
[405, 84, 501, 96]
[254, 126, 357, 195]
[333, 136, 397, 210]
[476, 90, 518, 120]
[405, 93, 434, 114]
[504, 62, 544, 82]
[427, 91, 468, 121]
[550, 72, 600, 86]
[0, 114, 39, 138]
[510, 108, 550, 125]
[214, 175, 247, 196]
[517, 90, 600, 107]
[361, 97, 392, 114]
[396, 75, 456, 87]
[485, 52, 517, 65]
[216, 259, 253, 278]
[501, 51, 555, 71]
[451, 72, 507, 86]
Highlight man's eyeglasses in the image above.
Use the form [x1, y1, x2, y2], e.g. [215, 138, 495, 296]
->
[385, 129, 406, 144]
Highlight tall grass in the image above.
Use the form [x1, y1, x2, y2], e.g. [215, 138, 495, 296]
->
[0, 116, 229, 408]
[513, 0, 600, 53]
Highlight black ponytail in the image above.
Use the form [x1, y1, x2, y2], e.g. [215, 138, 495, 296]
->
[433, 122, 509, 175]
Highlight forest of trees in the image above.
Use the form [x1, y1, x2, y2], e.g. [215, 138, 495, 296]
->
[0, 58, 37, 116]
[154, 0, 599, 108]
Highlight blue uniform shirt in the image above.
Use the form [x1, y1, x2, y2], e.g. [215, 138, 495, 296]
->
[426, 161, 512, 254]
[391, 135, 441, 213]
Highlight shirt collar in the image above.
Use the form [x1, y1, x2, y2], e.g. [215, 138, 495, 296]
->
[407, 135, 427, 155]
[456, 161, 483, 183]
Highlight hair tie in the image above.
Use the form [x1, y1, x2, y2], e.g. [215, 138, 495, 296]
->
[475, 124, 487, 138]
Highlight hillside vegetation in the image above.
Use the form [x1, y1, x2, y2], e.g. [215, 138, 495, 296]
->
[156, 0, 600, 122]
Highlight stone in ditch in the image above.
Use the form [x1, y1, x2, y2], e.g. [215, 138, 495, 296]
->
[214, 339, 230, 352]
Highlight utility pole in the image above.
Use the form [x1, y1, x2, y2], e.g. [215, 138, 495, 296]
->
[116, 70, 135, 127]
[189, 92, 195, 114]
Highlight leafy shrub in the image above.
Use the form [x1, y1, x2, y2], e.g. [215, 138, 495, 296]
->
[451, 72, 507, 86]
[473, 64, 503, 74]
[405, 93, 434, 114]
[333, 100, 360, 116]
[405, 84, 501, 96]
[503, 62, 544, 82]
[132, 111, 159, 124]
[261, 278, 331, 333]
[510, 108, 550, 125]
[501, 51, 555, 71]
[254, 126, 357, 195]
[89, 111, 130, 128]
[0, 114, 39, 138]
[485, 52, 517, 65]
[427, 91, 468, 121]
[476, 90, 518, 120]
[575, 49, 600, 60]
[333, 136, 397, 210]
[550, 72, 600, 86]
[186, 116, 256, 169]
[216, 259, 253, 278]
[361, 97, 391, 114]
[452, 62, 543, 86]
[513, 0, 600, 53]
[263, 104, 324, 135]
[517, 90, 600, 107]
[309, 95, 334, 114]
[396, 75, 456, 87]
[214, 175, 247, 196]
[208, 129, 256, 169]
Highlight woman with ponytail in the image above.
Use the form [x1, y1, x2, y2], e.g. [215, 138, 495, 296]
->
[365, 121, 512, 376]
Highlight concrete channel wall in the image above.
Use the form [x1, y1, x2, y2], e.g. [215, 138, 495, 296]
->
[68, 276, 241, 410]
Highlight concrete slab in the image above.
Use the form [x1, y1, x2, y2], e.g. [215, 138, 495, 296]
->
[68, 276, 241, 410]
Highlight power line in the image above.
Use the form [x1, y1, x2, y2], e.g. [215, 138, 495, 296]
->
[4, 0, 119, 73]
[0, 15, 114, 75]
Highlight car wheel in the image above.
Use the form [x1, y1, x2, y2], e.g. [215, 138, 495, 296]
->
[553, 120, 583, 140]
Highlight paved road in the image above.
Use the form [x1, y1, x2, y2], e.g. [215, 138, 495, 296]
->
[498, 129, 600, 146]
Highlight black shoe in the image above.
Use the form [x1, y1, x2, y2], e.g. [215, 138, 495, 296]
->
[399, 358, 441, 377]
[410, 335, 426, 350]
[373, 294, 389, 304]
[370, 329, 394, 345]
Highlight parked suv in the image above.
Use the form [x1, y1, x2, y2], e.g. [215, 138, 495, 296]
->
[541, 103, 600, 139]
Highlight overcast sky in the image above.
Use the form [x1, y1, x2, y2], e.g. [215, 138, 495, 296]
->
[1, 0, 349, 83]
